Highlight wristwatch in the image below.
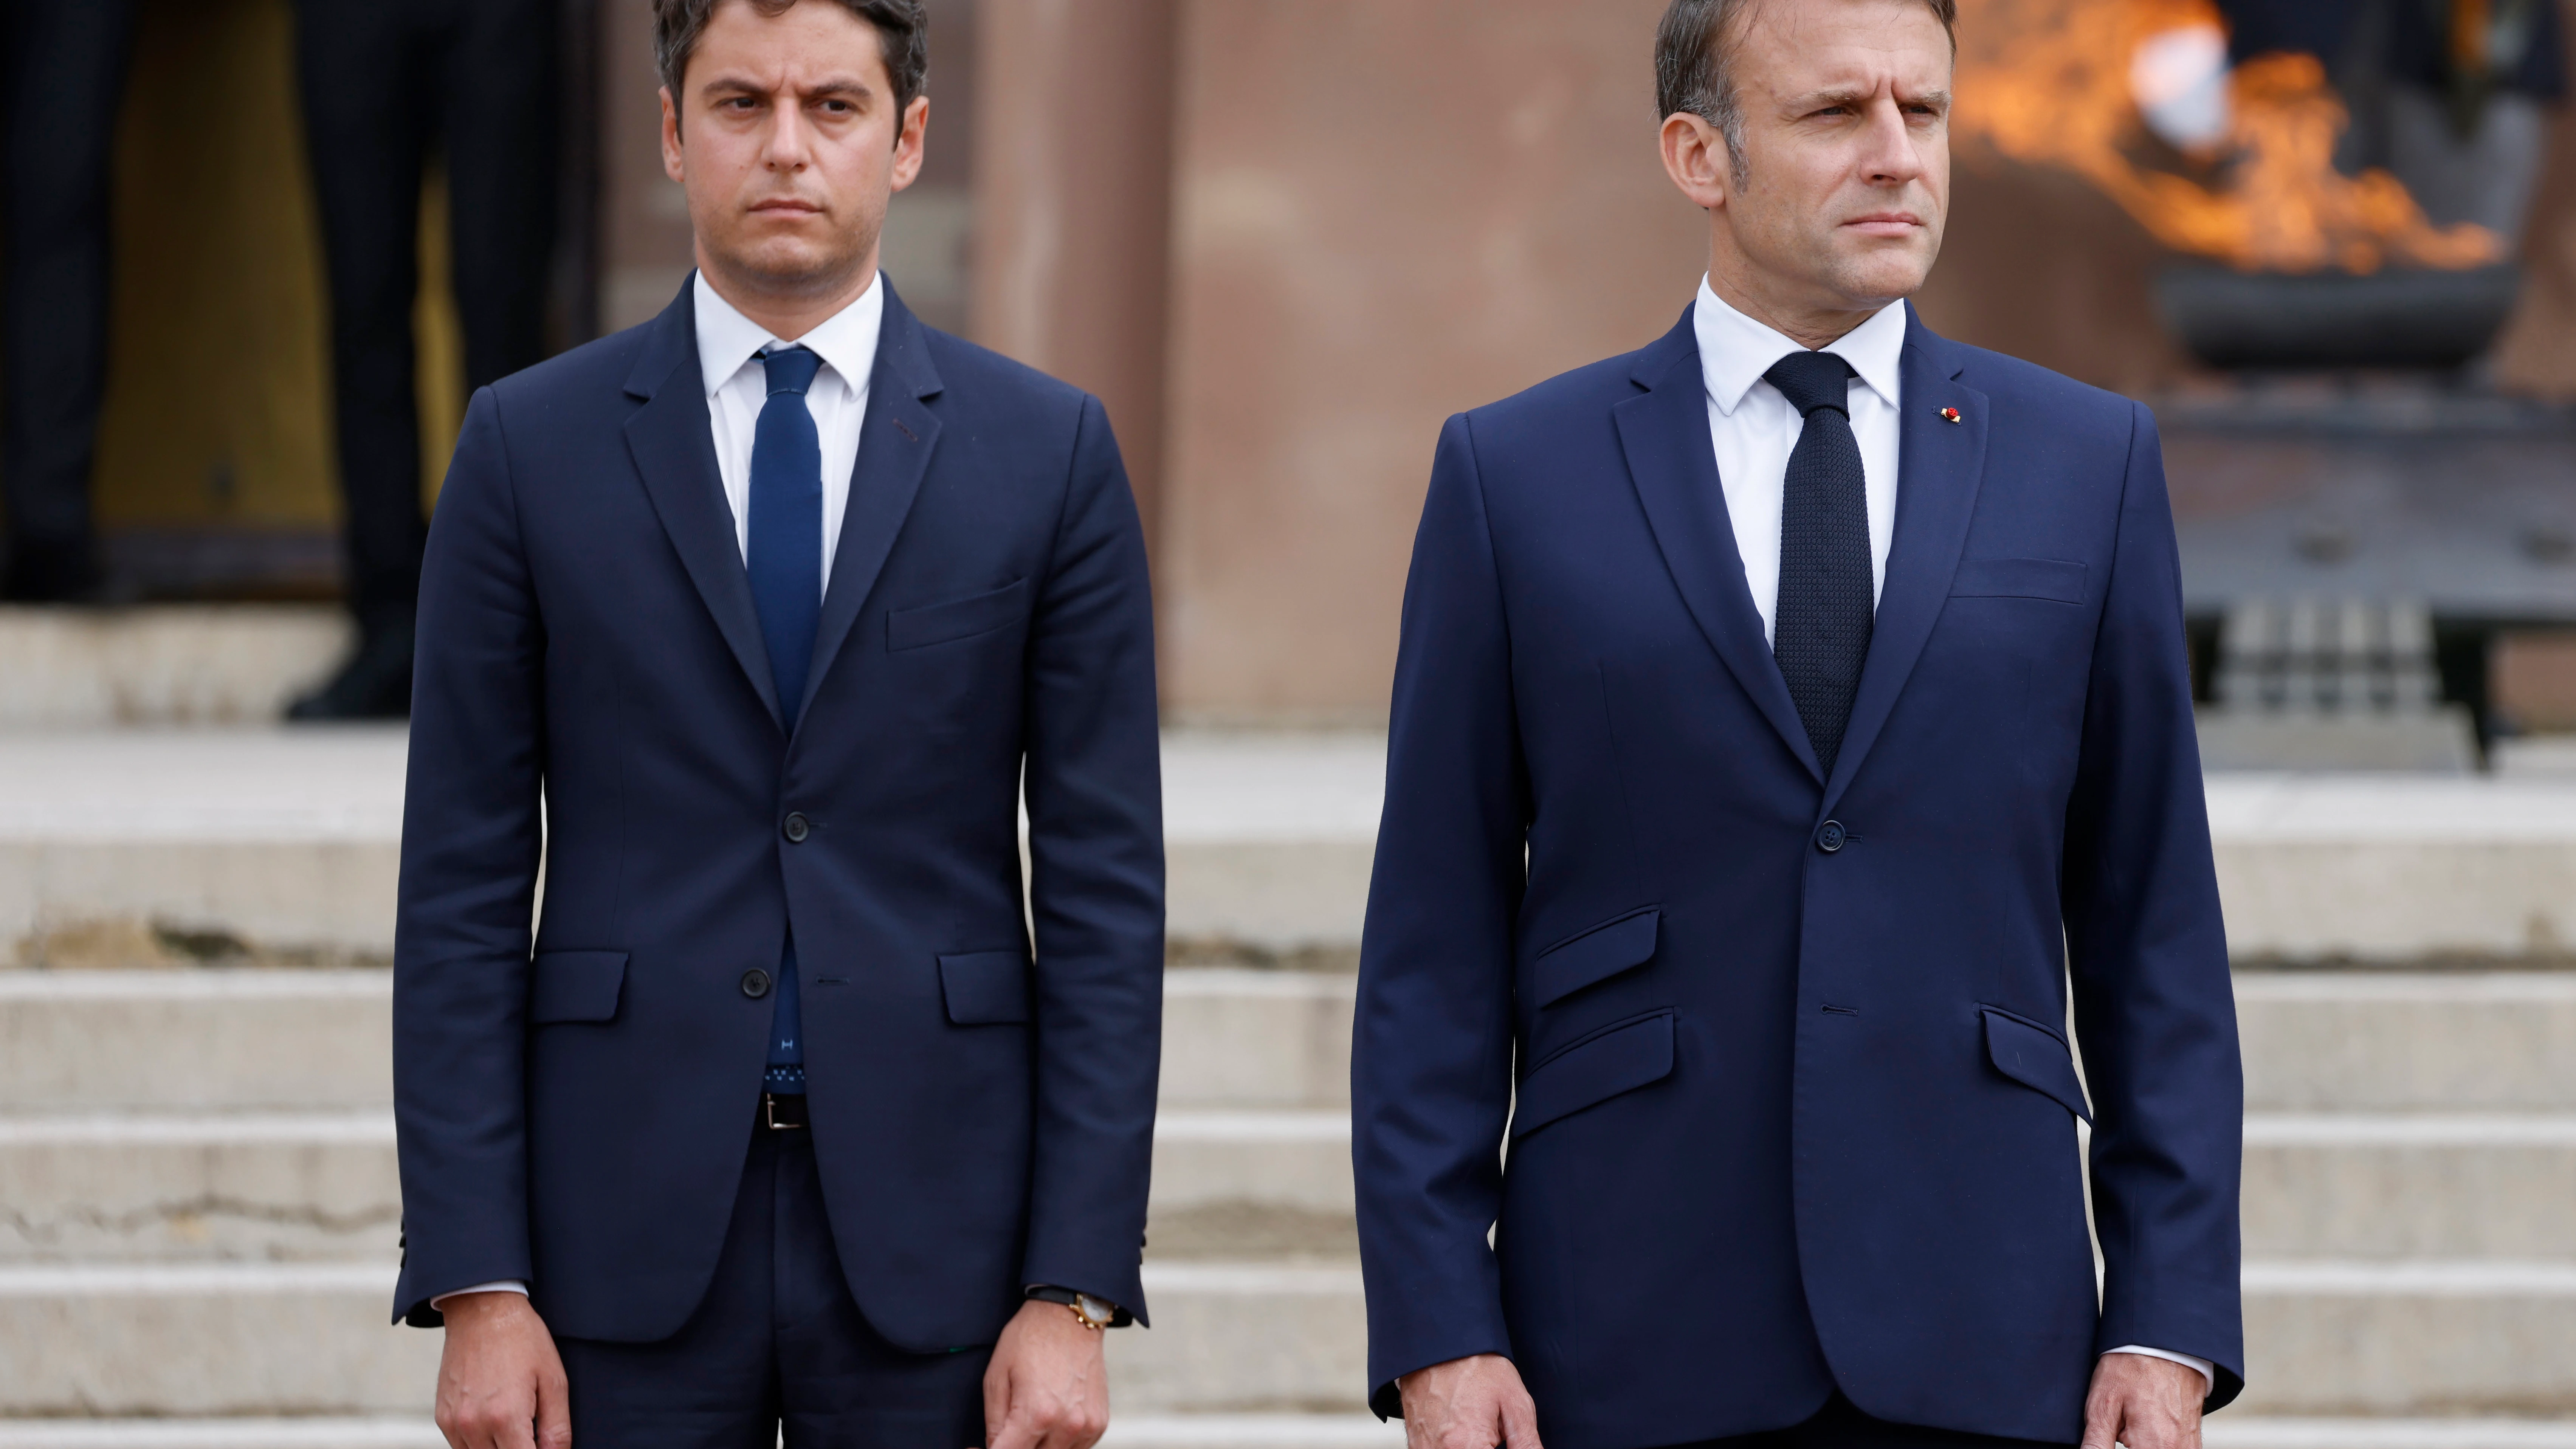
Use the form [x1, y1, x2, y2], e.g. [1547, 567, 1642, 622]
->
[1025, 1284, 1126, 1328]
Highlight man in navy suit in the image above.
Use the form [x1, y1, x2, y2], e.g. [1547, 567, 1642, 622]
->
[391, 3, 1162, 1446]
[1352, 2, 2242, 1448]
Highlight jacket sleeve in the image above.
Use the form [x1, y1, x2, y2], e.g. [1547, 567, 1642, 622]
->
[1016, 393, 1166, 1323]
[390, 387, 547, 1327]
[1353, 413, 1529, 1418]
[2060, 400, 2246, 1406]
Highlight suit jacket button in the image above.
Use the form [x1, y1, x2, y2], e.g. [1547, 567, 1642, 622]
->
[741, 969, 773, 998]
[1815, 820, 1847, 853]
[782, 812, 811, 843]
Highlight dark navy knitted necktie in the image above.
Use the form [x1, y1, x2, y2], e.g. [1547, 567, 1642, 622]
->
[748, 344, 823, 1094]
[1766, 349, 1872, 779]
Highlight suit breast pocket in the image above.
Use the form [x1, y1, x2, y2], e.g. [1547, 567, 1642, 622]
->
[1950, 557, 2088, 606]
[887, 579, 1030, 652]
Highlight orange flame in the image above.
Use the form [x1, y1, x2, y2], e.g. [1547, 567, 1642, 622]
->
[1952, 0, 2504, 273]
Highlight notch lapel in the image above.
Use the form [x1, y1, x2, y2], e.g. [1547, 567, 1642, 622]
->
[799, 283, 944, 731]
[621, 284, 784, 729]
[1821, 308, 1988, 813]
[1613, 310, 1823, 783]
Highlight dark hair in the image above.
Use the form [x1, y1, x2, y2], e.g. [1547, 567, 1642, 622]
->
[1655, 0, 1958, 175]
[655, 0, 929, 121]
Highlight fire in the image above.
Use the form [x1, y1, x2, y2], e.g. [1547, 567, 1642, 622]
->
[1951, 0, 2504, 273]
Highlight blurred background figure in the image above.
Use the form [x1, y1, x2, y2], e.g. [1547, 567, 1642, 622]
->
[0, 1, 139, 603]
[285, 0, 560, 719]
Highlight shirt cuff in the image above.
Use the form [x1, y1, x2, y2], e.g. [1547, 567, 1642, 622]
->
[2104, 1344, 2215, 1391]
[429, 1280, 529, 1310]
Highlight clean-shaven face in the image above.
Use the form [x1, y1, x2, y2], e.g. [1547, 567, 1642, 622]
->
[1724, 0, 1952, 310]
[660, 0, 926, 303]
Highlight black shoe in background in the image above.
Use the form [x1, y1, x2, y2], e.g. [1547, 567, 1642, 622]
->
[1, 541, 107, 602]
[287, 620, 414, 720]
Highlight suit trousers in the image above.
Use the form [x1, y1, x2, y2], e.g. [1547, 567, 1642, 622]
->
[1681, 1393, 2077, 1449]
[0, 0, 138, 599]
[291, 0, 556, 637]
[556, 1114, 994, 1447]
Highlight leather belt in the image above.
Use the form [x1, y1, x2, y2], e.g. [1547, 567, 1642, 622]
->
[761, 1091, 808, 1131]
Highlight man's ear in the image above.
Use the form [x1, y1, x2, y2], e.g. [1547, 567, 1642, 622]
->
[889, 93, 929, 191]
[660, 86, 685, 184]
[1660, 111, 1730, 212]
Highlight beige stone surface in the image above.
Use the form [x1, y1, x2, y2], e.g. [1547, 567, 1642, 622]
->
[0, 608, 346, 729]
[1156, 2, 1701, 721]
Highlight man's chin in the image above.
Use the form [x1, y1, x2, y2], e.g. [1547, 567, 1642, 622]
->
[708, 239, 874, 299]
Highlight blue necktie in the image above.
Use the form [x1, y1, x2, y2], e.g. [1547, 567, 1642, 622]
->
[748, 344, 823, 1094]
[1767, 350, 1873, 779]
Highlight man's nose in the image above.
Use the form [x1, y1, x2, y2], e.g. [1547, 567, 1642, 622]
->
[1858, 99, 1923, 182]
[764, 102, 810, 170]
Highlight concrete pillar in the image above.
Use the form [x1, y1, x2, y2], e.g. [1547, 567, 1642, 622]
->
[969, 0, 1179, 553]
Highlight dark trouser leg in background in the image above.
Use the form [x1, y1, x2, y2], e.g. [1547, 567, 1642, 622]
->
[557, 1121, 994, 1449]
[290, 0, 436, 717]
[444, 0, 558, 398]
[1, 0, 140, 601]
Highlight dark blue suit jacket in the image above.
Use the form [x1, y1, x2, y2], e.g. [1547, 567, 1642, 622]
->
[1352, 305, 2243, 1446]
[391, 280, 1164, 1348]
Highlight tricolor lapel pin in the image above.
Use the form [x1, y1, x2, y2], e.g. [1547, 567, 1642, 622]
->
[1940, 407, 1962, 424]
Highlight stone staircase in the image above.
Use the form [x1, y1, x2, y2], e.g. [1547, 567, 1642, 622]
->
[4, 961, 2574, 1446]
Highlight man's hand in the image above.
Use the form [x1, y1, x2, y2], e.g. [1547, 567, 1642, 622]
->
[2082, 1353, 2205, 1449]
[984, 1298, 1111, 1449]
[434, 1291, 570, 1449]
[1397, 1353, 1542, 1449]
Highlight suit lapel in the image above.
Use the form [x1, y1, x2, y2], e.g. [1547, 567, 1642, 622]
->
[1614, 308, 1823, 783]
[800, 282, 945, 732]
[1821, 306, 1988, 814]
[621, 282, 784, 729]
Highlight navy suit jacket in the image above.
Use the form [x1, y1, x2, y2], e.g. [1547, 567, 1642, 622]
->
[390, 280, 1164, 1348]
[1352, 304, 2243, 1447]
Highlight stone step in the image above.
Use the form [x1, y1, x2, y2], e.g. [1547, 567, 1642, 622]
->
[3, 1419, 2574, 1449]
[17, 1105, 2571, 1267]
[0, 1260, 1371, 1419]
[0, 969, 1346, 1114]
[0, 1108, 1357, 1265]
[15, 728, 2576, 964]
[15, 968, 2576, 1118]
[2243, 1115, 2576, 1260]
[2237, 973, 2576, 1111]
[0, 1414, 1415, 1449]
[5, 1258, 2573, 1418]
[0, 606, 348, 731]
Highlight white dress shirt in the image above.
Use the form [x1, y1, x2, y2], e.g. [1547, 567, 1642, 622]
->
[1694, 277, 1905, 643]
[424, 271, 886, 1316]
[1692, 276, 2215, 1394]
[696, 268, 884, 590]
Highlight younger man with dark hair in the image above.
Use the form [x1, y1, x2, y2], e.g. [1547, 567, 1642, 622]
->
[394, 2, 1164, 1446]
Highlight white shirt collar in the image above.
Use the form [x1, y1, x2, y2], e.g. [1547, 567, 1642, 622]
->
[1693, 276, 1906, 417]
[693, 270, 885, 399]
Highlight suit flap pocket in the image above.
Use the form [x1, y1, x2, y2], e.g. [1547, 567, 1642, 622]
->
[529, 951, 628, 1024]
[1531, 908, 1661, 1008]
[939, 951, 1032, 1024]
[1982, 1007, 2091, 1122]
[1511, 1011, 1675, 1139]
[888, 579, 1031, 652]
[1951, 557, 2088, 605]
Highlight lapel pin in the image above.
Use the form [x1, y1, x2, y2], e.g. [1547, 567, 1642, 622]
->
[1940, 407, 1961, 424]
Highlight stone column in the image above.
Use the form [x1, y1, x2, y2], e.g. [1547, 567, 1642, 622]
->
[969, 0, 1179, 553]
